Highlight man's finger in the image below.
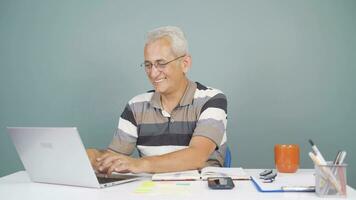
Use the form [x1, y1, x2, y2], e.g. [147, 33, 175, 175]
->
[96, 152, 113, 161]
[107, 160, 125, 176]
[98, 157, 120, 172]
[99, 155, 118, 166]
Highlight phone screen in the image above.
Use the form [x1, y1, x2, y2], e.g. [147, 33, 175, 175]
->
[207, 177, 235, 189]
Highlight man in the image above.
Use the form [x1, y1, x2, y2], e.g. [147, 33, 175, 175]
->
[87, 26, 228, 175]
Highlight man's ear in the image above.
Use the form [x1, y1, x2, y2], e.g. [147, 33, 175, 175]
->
[182, 55, 192, 74]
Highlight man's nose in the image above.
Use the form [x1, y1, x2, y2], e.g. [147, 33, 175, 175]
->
[148, 65, 160, 78]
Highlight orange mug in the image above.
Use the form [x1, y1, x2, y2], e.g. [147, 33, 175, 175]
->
[274, 144, 299, 173]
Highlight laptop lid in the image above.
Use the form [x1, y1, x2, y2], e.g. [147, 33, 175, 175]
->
[7, 127, 141, 188]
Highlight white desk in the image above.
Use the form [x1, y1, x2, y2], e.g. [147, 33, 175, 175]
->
[1, 169, 355, 200]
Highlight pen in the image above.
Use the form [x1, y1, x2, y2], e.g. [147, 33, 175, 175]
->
[324, 151, 347, 194]
[281, 186, 315, 192]
[308, 139, 327, 165]
[333, 151, 342, 165]
[337, 151, 347, 195]
[337, 151, 347, 164]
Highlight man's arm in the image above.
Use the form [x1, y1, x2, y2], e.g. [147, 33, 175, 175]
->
[141, 136, 216, 173]
[97, 136, 216, 175]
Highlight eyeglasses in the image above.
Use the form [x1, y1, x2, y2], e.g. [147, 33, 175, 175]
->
[140, 55, 186, 71]
[259, 169, 277, 183]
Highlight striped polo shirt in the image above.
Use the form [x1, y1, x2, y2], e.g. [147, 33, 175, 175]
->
[108, 80, 228, 166]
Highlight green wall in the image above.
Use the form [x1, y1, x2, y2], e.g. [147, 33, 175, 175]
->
[1, 0, 355, 188]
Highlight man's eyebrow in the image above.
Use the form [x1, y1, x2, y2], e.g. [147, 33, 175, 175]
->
[144, 58, 166, 62]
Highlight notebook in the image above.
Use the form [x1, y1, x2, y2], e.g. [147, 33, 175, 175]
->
[7, 127, 144, 188]
[152, 167, 250, 181]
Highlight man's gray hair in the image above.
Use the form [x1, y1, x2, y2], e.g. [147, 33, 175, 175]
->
[146, 26, 188, 56]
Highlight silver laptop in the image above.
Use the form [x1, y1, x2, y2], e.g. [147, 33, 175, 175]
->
[7, 127, 142, 188]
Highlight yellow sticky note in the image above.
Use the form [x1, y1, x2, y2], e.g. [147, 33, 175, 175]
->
[134, 181, 156, 194]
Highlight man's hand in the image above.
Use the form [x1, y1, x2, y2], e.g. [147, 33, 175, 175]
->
[96, 153, 147, 175]
[86, 148, 105, 172]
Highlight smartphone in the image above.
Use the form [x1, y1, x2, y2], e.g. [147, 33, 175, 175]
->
[207, 177, 235, 189]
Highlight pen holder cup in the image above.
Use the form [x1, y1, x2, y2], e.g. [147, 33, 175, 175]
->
[315, 162, 347, 198]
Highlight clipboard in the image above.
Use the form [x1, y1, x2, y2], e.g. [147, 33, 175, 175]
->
[250, 170, 315, 192]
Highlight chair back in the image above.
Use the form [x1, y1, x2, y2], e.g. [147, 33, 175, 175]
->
[224, 146, 232, 167]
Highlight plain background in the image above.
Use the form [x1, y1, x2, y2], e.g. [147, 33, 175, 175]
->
[0, 0, 355, 188]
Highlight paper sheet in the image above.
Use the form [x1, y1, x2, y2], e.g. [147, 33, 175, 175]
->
[250, 170, 315, 192]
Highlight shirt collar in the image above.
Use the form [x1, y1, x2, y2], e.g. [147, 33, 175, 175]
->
[150, 80, 197, 109]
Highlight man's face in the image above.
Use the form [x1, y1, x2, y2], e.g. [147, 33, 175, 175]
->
[144, 37, 188, 95]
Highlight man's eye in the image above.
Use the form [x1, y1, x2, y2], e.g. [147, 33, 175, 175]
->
[144, 63, 152, 67]
[156, 60, 166, 65]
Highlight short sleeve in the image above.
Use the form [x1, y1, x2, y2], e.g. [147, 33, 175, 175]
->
[192, 93, 227, 148]
[108, 104, 138, 155]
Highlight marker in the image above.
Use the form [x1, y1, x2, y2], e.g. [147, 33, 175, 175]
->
[308, 139, 327, 165]
[308, 152, 322, 165]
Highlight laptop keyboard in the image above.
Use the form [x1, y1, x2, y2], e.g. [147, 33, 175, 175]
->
[96, 174, 139, 184]
[97, 177, 126, 184]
